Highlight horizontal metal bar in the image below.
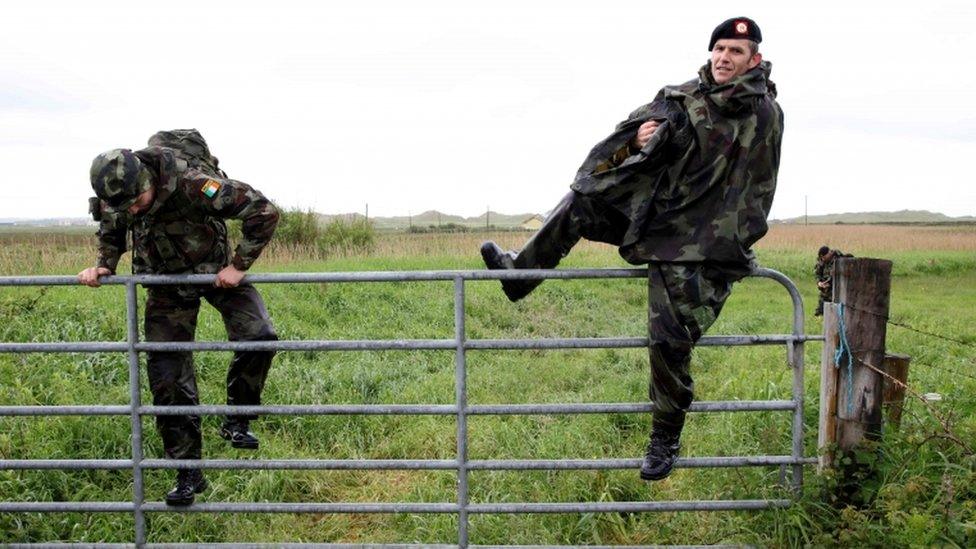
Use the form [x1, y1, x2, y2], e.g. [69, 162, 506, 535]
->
[0, 456, 818, 472]
[0, 267, 799, 289]
[0, 400, 796, 418]
[467, 499, 791, 514]
[0, 269, 649, 288]
[135, 545, 725, 549]
[0, 342, 129, 353]
[0, 501, 459, 514]
[146, 545, 458, 549]
[136, 340, 455, 352]
[472, 546, 741, 549]
[698, 334, 824, 345]
[6, 545, 133, 549]
[0, 334, 821, 354]
[0, 499, 790, 515]
[0, 502, 134, 512]
[138, 545, 733, 549]
[1, 545, 738, 549]
[467, 337, 645, 350]
[469, 456, 817, 470]
[468, 334, 819, 351]
[467, 400, 796, 415]
[142, 459, 458, 470]
[140, 502, 460, 513]
[147, 545, 459, 549]
[0, 405, 132, 416]
[140, 404, 458, 416]
[0, 460, 132, 470]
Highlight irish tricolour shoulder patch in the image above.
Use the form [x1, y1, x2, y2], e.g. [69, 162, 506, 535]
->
[202, 179, 222, 198]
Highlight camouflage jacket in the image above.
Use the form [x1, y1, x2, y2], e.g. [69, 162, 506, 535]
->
[96, 147, 279, 274]
[815, 250, 851, 284]
[571, 61, 784, 275]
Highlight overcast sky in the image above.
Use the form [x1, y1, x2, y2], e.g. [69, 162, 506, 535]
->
[2, 0, 974, 220]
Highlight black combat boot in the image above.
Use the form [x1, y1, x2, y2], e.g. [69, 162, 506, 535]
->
[480, 241, 537, 302]
[640, 412, 685, 481]
[165, 469, 208, 506]
[220, 419, 259, 450]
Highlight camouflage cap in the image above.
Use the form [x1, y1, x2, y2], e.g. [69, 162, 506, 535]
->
[90, 149, 152, 210]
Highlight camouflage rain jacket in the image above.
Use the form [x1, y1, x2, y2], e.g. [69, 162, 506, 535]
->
[571, 60, 784, 276]
[96, 147, 279, 274]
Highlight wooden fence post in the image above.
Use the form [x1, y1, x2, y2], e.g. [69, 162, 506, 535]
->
[818, 301, 840, 472]
[882, 353, 911, 430]
[818, 258, 892, 470]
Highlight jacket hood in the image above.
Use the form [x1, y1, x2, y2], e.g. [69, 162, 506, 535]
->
[697, 60, 776, 115]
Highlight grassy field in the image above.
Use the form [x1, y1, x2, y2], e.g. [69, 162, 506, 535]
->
[0, 225, 974, 546]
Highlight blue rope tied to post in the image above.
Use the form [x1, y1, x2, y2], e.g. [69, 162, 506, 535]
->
[833, 302, 855, 415]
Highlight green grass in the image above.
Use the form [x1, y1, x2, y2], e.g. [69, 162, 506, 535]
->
[0, 234, 974, 545]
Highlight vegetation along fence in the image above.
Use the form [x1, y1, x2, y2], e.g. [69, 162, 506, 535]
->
[0, 267, 819, 547]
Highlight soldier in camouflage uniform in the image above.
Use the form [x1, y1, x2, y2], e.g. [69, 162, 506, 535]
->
[814, 246, 852, 316]
[482, 18, 783, 481]
[78, 131, 280, 505]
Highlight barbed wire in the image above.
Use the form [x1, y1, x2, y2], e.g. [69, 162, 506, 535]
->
[851, 349, 974, 456]
[826, 297, 975, 455]
[828, 302, 976, 384]
[846, 343, 976, 384]
[841, 302, 976, 349]
[909, 358, 976, 384]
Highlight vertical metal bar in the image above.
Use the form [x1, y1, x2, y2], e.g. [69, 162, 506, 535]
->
[454, 276, 469, 548]
[126, 281, 147, 546]
[761, 267, 807, 496]
[791, 341, 805, 494]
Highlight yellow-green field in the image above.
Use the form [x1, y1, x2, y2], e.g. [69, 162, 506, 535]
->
[1, 225, 974, 546]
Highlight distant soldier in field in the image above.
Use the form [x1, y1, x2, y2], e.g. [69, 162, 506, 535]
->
[78, 130, 279, 506]
[481, 18, 783, 481]
[814, 246, 853, 316]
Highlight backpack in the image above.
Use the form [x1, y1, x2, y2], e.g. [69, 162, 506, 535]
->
[143, 130, 231, 273]
[147, 128, 228, 179]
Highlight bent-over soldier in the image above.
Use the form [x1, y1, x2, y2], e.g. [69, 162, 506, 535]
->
[79, 133, 279, 505]
[814, 246, 852, 316]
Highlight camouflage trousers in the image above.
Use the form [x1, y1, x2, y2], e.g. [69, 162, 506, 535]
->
[511, 191, 630, 273]
[815, 285, 832, 315]
[512, 191, 733, 427]
[145, 283, 277, 460]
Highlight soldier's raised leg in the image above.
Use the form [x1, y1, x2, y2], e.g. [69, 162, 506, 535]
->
[641, 264, 731, 481]
[144, 286, 208, 505]
[206, 284, 277, 450]
[480, 191, 628, 301]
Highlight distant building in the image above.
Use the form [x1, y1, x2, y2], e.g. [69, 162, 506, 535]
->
[519, 214, 545, 231]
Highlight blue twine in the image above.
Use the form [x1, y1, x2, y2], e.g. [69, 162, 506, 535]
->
[833, 302, 855, 415]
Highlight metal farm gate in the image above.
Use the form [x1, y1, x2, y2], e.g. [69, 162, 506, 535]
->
[0, 267, 817, 547]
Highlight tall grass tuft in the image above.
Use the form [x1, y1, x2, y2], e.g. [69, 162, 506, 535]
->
[228, 208, 376, 261]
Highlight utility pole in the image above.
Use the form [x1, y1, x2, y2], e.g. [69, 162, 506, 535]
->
[365, 203, 369, 221]
[805, 195, 808, 226]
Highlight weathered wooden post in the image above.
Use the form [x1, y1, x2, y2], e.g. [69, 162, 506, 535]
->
[818, 300, 840, 471]
[882, 353, 911, 429]
[817, 258, 892, 472]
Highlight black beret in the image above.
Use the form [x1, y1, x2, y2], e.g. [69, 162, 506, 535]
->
[818, 246, 831, 257]
[709, 17, 762, 51]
